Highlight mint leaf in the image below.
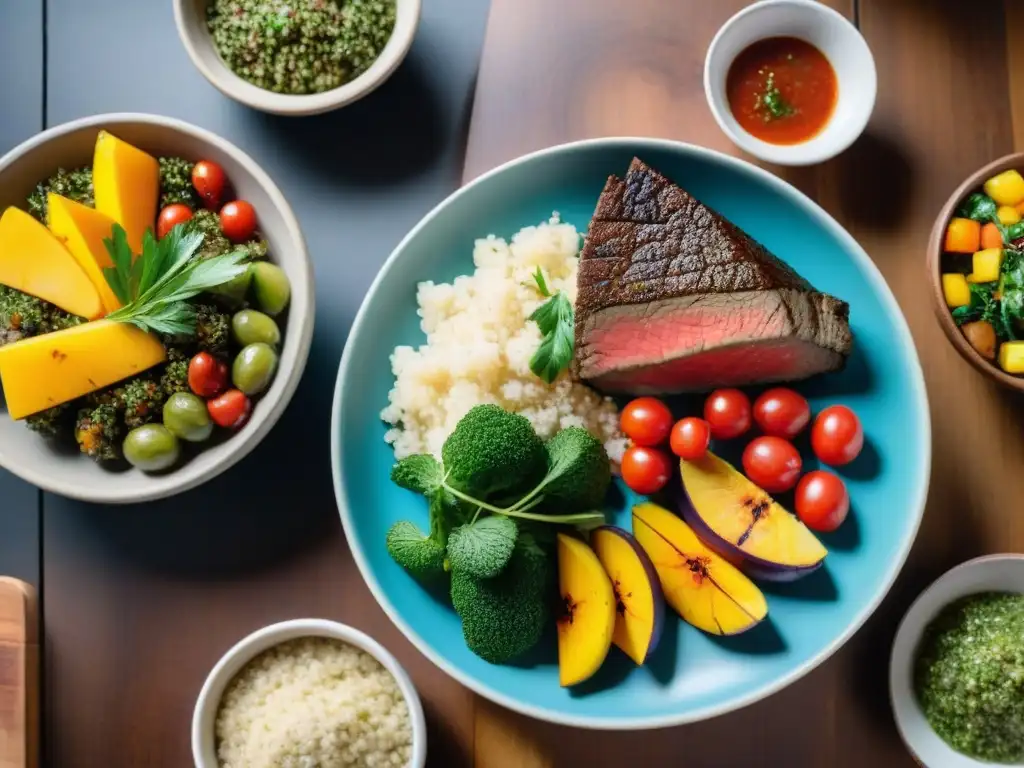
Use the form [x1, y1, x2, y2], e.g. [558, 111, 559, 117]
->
[447, 515, 518, 579]
[390, 454, 444, 496]
[529, 292, 574, 383]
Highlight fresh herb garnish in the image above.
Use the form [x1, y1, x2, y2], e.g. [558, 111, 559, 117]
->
[102, 224, 248, 336]
[529, 290, 574, 383]
[755, 71, 795, 121]
[529, 266, 551, 297]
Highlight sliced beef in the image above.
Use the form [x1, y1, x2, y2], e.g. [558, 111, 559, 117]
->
[574, 158, 852, 394]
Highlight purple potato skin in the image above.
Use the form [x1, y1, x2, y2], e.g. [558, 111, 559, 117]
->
[592, 525, 666, 662]
[675, 484, 823, 583]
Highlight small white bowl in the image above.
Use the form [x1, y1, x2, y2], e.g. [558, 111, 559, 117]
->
[889, 554, 1024, 768]
[192, 619, 427, 768]
[173, 0, 421, 116]
[704, 0, 877, 166]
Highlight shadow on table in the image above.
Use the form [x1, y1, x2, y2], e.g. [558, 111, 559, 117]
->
[833, 128, 917, 233]
[59, 330, 345, 581]
[244, 50, 446, 189]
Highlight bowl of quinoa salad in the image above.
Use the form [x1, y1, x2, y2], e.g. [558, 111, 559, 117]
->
[192, 618, 427, 768]
[174, 0, 420, 115]
[0, 113, 314, 503]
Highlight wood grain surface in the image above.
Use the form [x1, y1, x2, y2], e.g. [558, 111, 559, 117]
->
[461, 0, 1024, 765]
[0, 579, 38, 768]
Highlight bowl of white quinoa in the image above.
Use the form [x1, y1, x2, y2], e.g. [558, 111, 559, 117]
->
[192, 618, 427, 767]
[173, 0, 420, 116]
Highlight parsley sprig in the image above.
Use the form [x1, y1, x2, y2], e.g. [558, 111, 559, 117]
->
[527, 267, 575, 383]
[102, 223, 248, 336]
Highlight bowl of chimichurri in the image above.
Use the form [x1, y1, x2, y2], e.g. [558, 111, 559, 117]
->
[173, 0, 420, 116]
[890, 554, 1024, 767]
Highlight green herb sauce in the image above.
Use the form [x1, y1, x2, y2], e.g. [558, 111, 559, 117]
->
[914, 592, 1024, 763]
[206, 0, 397, 95]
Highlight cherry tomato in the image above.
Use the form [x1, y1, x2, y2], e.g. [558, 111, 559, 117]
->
[703, 389, 752, 440]
[156, 204, 193, 239]
[188, 352, 229, 398]
[621, 446, 673, 495]
[811, 405, 863, 466]
[742, 436, 802, 493]
[207, 389, 252, 429]
[753, 387, 811, 439]
[795, 470, 850, 532]
[620, 397, 673, 446]
[220, 200, 257, 242]
[670, 417, 711, 460]
[191, 160, 227, 208]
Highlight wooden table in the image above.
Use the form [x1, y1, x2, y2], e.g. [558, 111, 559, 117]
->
[2, 0, 1023, 765]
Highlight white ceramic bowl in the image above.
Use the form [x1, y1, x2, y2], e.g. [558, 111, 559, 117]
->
[704, 0, 877, 166]
[889, 554, 1024, 767]
[0, 113, 314, 504]
[192, 619, 427, 768]
[173, 0, 421, 116]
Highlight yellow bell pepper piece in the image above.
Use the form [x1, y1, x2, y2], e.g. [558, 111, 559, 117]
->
[984, 170, 1024, 207]
[998, 341, 1024, 373]
[966, 248, 1003, 283]
[942, 273, 971, 307]
[998, 205, 1022, 226]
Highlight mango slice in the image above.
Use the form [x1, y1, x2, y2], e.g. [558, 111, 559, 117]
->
[632, 503, 768, 635]
[0, 207, 102, 319]
[0, 319, 166, 419]
[93, 131, 159, 255]
[556, 533, 616, 687]
[47, 194, 121, 313]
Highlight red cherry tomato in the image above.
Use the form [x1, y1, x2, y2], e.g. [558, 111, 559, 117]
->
[703, 389, 752, 440]
[795, 470, 850, 532]
[207, 389, 252, 429]
[621, 446, 673, 495]
[191, 160, 227, 208]
[620, 397, 673, 447]
[753, 387, 811, 439]
[188, 352, 229, 398]
[670, 417, 711, 460]
[742, 436, 802, 493]
[811, 405, 863, 466]
[219, 200, 257, 242]
[156, 204, 193, 239]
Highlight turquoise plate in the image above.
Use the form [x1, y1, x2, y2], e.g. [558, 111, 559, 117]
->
[331, 138, 930, 729]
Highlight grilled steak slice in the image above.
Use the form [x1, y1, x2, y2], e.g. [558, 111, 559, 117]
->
[574, 158, 852, 394]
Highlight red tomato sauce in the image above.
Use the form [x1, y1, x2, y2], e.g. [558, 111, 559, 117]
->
[725, 37, 838, 146]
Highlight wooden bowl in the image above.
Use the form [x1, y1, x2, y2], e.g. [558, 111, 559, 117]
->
[927, 152, 1024, 391]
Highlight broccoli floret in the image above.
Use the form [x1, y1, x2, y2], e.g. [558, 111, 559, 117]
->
[447, 515, 518, 579]
[386, 520, 447, 579]
[74, 403, 122, 462]
[26, 167, 94, 223]
[189, 210, 233, 260]
[441, 404, 547, 499]
[0, 286, 82, 345]
[195, 303, 231, 357]
[538, 427, 612, 512]
[118, 376, 167, 428]
[159, 359, 190, 397]
[25, 403, 74, 438]
[450, 535, 549, 664]
[158, 156, 198, 209]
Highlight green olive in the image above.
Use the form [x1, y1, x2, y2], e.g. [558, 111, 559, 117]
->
[231, 309, 281, 348]
[232, 342, 278, 395]
[162, 392, 214, 442]
[251, 262, 291, 316]
[123, 424, 180, 472]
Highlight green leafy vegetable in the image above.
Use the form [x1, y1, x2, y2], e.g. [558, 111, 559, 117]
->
[391, 453, 444, 495]
[103, 223, 249, 336]
[385, 520, 447, 579]
[447, 516, 518, 579]
[952, 282, 1004, 332]
[999, 249, 1024, 340]
[529, 291, 574, 383]
[958, 192, 1000, 223]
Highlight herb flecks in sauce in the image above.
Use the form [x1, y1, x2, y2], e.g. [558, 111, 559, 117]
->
[914, 592, 1024, 764]
[754, 70, 795, 122]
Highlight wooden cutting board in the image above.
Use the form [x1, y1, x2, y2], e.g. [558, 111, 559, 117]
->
[0, 578, 37, 768]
